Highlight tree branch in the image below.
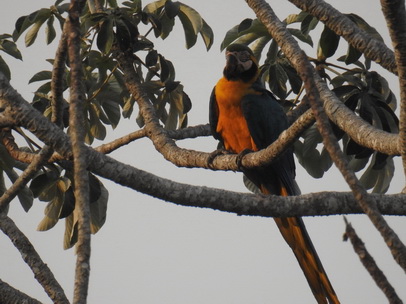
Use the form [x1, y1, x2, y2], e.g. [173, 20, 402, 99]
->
[1, 69, 406, 216]
[95, 124, 211, 155]
[51, 21, 68, 127]
[0, 279, 42, 304]
[380, 0, 406, 193]
[288, 0, 397, 74]
[0, 214, 69, 304]
[246, 0, 406, 272]
[67, 1, 91, 303]
[343, 217, 403, 304]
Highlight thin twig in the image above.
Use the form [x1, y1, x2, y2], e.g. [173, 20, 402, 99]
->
[343, 217, 403, 304]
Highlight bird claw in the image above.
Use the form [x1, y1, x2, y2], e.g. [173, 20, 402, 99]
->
[207, 148, 229, 168]
[236, 149, 253, 171]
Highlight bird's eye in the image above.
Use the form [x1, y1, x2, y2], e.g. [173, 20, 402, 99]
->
[239, 51, 251, 62]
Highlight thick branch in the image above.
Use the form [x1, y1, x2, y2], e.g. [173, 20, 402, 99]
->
[380, 0, 406, 192]
[1, 72, 406, 217]
[288, 0, 397, 74]
[344, 218, 403, 304]
[0, 279, 42, 304]
[0, 214, 69, 304]
[246, 0, 406, 272]
[67, 1, 91, 303]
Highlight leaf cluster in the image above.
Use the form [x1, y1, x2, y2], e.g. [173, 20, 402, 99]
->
[2, 0, 213, 247]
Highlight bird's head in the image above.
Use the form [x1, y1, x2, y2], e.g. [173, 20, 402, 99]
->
[223, 44, 259, 82]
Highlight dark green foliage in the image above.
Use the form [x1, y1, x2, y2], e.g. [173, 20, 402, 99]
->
[0, 34, 23, 80]
[6, 0, 213, 247]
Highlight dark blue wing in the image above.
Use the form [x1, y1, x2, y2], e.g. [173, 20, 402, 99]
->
[241, 90, 299, 195]
[209, 87, 223, 144]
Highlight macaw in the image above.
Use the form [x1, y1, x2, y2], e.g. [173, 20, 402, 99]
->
[209, 43, 339, 304]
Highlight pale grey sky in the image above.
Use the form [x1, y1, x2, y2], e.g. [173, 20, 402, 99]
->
[1, 1, 405, 303]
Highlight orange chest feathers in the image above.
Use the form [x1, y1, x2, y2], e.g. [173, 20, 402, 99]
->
[214, 77, 258, 153]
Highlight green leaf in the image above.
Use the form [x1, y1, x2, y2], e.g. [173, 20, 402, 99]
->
[344, 45, 362, 65]
[165, 0, 180, 19]
[300, 14, 318, 35]
[221, 24, 239, 51]
[302, 125, 322, 157]
[37, 178, 69, 231]
[90, 178, 108, 234]
[89, 103, 107, 140]
[64, 213, 78, 249]
[143, 0, 166, 14]
[281, 61, 302, 94]
[293, 140, 325, 178]
[0, 55, 11, 80]
[0, 40, 22, 60]
[146, 50, 158, 66]
[97, 18, 114, 54]
[178, 3, 203, 35]
[348, 155, 369, 172]
[268, 63, 288, 99]
[13, 15, 32, 41]
[157, 12, 175, 39]
[18, 186, 34, 212]
[29, 70, 52, 83]
[250, 36, 272, 62]
[373, 157, 394, 193]
[165, 99, 178, 130]
[200, 19, 214, 51]
[238, 18, 253, 33]
[285, 11, 309, 25]
[319, 25, 340, 58]
[25, 19, 47, 47]
[288, 28, 313, 46]
[101, 99, 121, 128]
[23, 9, 51, 46]
[177, 3, 203, 49]
[45, 15, 56, 45]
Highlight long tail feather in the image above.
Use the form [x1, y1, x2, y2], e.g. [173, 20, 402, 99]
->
[262, 185, 339, 304]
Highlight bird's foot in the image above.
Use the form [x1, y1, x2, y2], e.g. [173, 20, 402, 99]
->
[236, 149, 253, 171]
[207, 148, 230, 169]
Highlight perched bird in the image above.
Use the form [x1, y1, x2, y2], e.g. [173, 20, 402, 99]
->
[209, 43, 339, 304]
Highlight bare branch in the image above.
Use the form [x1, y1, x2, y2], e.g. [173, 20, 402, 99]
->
[95, 124, 211, 155]
[246, 0, 406, 272]
[67, 1, 91, 303]
[0, 279, 42, 304]
[0, 214, 69, 304]
[51, 22, 68, 127]
[343, 218, 403, 304]
[380, 0, 406, 193]
[288, 0, 397, 74]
